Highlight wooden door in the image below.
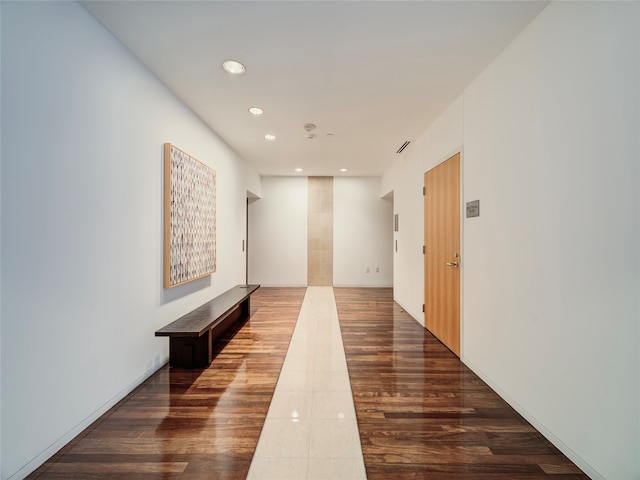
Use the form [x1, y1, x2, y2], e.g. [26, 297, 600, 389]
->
[424, 153, 461, 356]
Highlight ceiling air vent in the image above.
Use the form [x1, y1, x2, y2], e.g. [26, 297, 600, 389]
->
[396, 141, 411, 154]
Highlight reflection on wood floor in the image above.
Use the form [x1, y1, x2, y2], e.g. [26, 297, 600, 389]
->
[29, 287, 306, 480]
[334, 287, 588, 480]
[29, 287, 588, 479]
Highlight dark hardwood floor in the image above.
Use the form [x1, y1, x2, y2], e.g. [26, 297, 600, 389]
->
[334, 287, 589, 480]
[30, 287, 589, 479]
[29, 287, 306, 480]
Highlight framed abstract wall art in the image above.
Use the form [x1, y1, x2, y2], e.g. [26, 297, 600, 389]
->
[164, 143, 216, 288]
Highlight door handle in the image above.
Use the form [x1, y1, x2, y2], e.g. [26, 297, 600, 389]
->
[445, 262, 459, 268]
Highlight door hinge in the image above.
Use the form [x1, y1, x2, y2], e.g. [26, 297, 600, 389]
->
[422, 304, 425, 313]
[422, 245, 425, 254]
[422, 186, 425, 196]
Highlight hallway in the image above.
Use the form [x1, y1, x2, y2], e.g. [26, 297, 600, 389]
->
[30, 287, 587, 479]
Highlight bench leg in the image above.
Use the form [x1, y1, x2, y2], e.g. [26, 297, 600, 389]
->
[169, 331, 212, 369]
[167, 297, 253, 368]
[241, 296, 250, 318]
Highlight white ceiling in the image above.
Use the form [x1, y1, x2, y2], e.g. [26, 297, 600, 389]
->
[81, 1, 548, 177]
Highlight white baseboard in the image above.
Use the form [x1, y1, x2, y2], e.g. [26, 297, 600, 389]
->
[7, 355, 169, 480]
[460, 356, 602, 480]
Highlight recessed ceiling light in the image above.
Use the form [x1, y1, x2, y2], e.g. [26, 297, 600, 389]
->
[294, 168, 303, 172]
[222, 59, 246, 75]
[248, 106, 264, 116]
[264, 134, 276, 141]
[339, 168, 348, 172]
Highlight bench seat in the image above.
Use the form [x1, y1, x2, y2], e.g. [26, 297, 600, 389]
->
[156, 284, 260, 368]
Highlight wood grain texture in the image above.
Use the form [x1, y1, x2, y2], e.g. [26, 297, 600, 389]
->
[424, 152, 461, 355]
[29, 287, 589, 479]
[28, 287, 306, 479]
[160, 296, 252, 370]
[155, 285, 259, 337]
[334, 287, 589, 480]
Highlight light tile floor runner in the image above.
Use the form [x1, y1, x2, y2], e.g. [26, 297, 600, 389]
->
[247, 286, 367, 480]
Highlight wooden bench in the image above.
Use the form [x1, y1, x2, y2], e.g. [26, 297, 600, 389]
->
[156, 284, 260, 368]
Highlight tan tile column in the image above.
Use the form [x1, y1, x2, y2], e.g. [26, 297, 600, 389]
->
[307, 177, 333, 286]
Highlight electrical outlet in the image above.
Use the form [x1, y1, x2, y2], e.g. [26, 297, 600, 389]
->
[375, 266, 380, 273]
[365, 267, 370, 273]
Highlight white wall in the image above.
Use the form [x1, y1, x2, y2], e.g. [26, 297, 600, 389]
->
[0, 4, 2, 475]
[333, 177, 393, 287]
[381, 96, 463, 323]
[381, 142, 422, 320]
[249, 176, 393, 288]
[0, 2, 259, 479]
[383, 2, 640, 479]
[248, 177, 308, 286]
[0, 3, 3, 473]
[462, 3, 639, 478]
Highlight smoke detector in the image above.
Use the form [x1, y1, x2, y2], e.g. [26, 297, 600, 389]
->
[304, 123, 316, 140]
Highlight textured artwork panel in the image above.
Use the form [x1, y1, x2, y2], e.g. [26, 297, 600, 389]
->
[164, 144, 216, 287]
